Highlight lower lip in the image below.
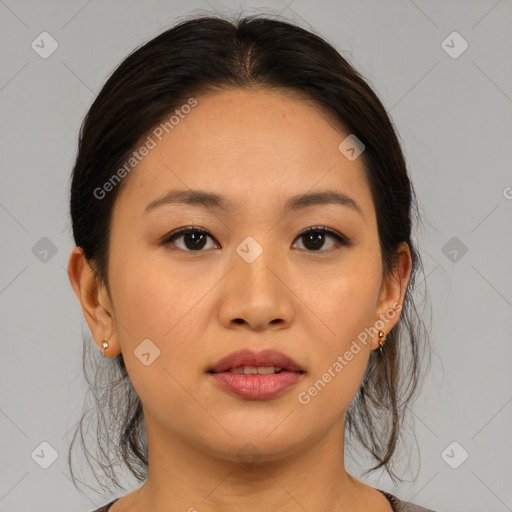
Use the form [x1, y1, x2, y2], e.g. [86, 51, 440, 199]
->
[208, 371, 304, 400]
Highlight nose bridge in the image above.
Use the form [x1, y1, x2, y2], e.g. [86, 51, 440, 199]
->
[219, 233, 292, 329]
[234, 234, 281, 297]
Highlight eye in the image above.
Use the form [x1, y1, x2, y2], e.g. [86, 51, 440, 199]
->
[292, 226, 352, 252]
[161, 226, 218, 252]
[161, 225, 352, 253]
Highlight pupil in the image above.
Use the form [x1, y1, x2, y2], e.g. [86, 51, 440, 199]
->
[305, 232, 324, 251]
[185, 232, 206, 250]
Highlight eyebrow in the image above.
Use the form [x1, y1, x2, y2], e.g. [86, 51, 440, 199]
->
[144, 188, 364, 219]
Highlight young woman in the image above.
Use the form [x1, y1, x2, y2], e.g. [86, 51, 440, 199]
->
[67, 14, 435, 512]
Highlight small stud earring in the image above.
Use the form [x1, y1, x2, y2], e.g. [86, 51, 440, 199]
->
[101, 336, 111, 356]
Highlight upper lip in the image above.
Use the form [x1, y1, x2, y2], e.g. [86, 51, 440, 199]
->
[208, 349, 305, 373]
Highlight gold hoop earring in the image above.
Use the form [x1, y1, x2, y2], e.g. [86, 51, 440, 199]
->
[378, 330, 386, 353]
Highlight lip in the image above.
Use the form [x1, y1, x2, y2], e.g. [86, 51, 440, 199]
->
[209, 371, 304, 400]
[207, 349, 305, 401]
[208, 349, 304, 373]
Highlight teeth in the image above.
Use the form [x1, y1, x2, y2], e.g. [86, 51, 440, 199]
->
[255, 366, 276, 375]
[228, 366, 283, 375]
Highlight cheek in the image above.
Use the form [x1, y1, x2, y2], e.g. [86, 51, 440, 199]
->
[109, 251, 215, 393]
[301, 250, 381, 403]
[315, 254, 382, 341]
[109, 263, 210, 428]
[294, 298, 372, 430]
[109, 243, 206, 338]
[297, 303, 374, 419]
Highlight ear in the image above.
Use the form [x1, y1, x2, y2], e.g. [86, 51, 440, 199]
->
[373, 241, 412, 350]
[67, 246, 120, 358]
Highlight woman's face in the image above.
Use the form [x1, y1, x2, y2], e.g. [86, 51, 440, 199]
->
[88, 88, 409, 463]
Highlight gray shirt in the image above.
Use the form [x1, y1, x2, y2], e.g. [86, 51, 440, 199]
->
[89, 489, 437, 511]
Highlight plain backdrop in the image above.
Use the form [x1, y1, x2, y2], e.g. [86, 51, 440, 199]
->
[1, 1, 511, 511]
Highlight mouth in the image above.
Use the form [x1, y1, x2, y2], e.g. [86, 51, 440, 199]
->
[207, 348, 305, 374]
[209, 366, 304, 375]
[207, 349, 305, 400]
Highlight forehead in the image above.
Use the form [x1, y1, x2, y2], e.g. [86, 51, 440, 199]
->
[114, 88, 374, 220]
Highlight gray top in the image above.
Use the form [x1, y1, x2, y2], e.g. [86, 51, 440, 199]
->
[89, 489, 437, 511]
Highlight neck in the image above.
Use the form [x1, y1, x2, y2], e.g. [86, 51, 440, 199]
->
[129, 411, 373, 512]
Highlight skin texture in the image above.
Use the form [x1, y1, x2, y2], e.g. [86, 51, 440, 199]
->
[68, 87, 412, 512]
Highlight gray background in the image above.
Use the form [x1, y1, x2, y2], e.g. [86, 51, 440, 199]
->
[1, 0, 511, 511]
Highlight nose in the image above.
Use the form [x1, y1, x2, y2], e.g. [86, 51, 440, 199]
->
[217, 240, 295, 332]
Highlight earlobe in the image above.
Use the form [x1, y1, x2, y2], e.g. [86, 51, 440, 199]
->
[101, 334, 114, 357]
[67, 246, 117, 356]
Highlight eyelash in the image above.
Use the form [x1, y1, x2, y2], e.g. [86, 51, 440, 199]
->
[160, 225, 353, 253]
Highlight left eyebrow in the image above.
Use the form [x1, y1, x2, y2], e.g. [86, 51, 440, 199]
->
[283, 190, 364, 220]
[144, 188, 364, 220]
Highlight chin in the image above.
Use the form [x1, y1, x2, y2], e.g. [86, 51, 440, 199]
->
[198, 426, 305, 464]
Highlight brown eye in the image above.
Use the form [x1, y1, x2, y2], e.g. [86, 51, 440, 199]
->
[162, 227, 218, 251]
[293, 226, 352, 252]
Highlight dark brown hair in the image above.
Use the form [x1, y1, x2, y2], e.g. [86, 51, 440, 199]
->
[68, 13, 430, 493]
